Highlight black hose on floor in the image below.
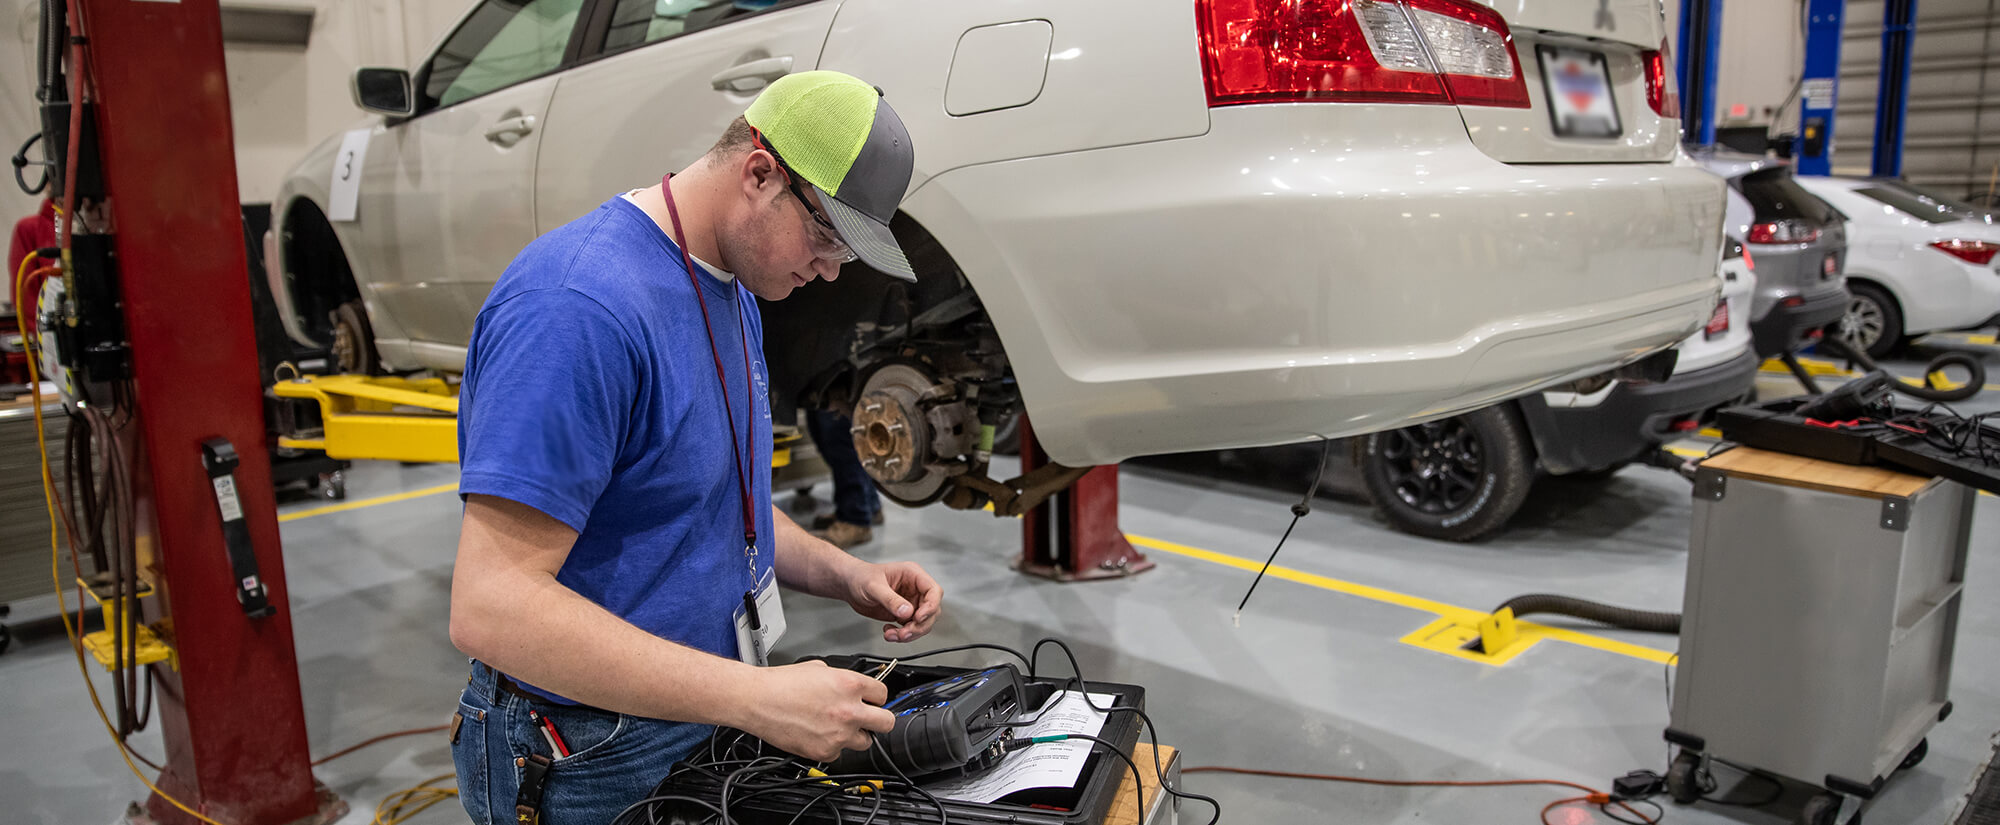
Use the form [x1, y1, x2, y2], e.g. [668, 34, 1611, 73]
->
[1493, 594, 1680, 634]
[1819, 335, 1986, 403]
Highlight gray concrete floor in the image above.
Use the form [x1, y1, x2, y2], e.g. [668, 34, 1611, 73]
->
[3, 354, 1998, 825]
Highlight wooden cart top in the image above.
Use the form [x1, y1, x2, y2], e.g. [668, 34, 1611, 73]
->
[1701, 446, 1931, 499]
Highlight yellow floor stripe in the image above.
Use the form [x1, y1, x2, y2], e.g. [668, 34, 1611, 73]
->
[272, 480, 1968, 661]
[1126, 534, 1676, 666]
[278, 482, 460, 522]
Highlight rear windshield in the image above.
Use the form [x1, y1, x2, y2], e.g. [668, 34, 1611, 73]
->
[1886, 181, 1994, 213]
[1737, 168, 1840, 226]
[1855, 185, 1983, 224]
[1853, 187, 1968, 224]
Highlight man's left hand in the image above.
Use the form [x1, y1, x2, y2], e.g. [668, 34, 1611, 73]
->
[843, 561, 942, 643]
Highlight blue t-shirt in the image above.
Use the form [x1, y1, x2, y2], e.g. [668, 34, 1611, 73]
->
[458, 196, 775, 705]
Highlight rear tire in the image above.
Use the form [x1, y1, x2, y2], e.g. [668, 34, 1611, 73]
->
[1359, 405, 1534, 542]
[1837, 283, 1903, 360]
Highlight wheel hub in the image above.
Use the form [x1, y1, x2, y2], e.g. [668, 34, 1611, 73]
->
[1382, 422, 1485, 514]
[331, 319, 360, 373]
[852, 386, 924, 484]
[1841, 296, 1885, 351]
[849, 363, 980, 506]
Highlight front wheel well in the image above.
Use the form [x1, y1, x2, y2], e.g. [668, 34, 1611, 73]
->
[276, 197, 364, 346]
[761, 210, 1012, 419]
[1842, 276, 1901, 313]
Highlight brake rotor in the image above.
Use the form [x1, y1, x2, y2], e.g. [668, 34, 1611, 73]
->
[851, 363, 951, 506]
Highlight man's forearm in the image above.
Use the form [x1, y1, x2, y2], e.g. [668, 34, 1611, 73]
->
[450, 495, 765, 728]
[452, 565, 763, 725]
[770, 505, 863, 599]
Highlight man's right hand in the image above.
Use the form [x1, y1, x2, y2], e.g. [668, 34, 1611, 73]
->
[746, 660, 896, 762]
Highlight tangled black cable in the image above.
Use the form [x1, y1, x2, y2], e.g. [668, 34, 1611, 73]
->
[1880, 401, 2000, 467]
[610, 638, 1220, 825]
[1798, 383, 2000, 470]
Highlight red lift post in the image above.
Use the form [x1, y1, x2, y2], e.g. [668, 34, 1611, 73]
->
[61, 1, 328, 822]
[1015, 417, 1154, 581]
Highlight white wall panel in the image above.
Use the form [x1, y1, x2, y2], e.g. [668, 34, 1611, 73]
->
[0, 0, 460, 231]
[3, 0, 50, 229]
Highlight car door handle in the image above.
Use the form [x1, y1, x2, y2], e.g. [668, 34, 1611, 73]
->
[711, 56, 793, 92]
[483, 115, 536, 144]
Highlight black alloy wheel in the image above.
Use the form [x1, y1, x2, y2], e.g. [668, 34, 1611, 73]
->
[1384, 419, 1486, 513]
[1359, 405, 1535, 542]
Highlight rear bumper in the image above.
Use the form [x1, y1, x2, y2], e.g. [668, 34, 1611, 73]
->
[906, 104, 1725, 466]
[1751, 285, 1848, 357]
[1519, 347, 1760, 474]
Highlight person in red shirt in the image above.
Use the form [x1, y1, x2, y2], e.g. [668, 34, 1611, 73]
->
[8, 198, 58, 316]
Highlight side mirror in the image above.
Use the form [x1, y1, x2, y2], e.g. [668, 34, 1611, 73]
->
[352, 68, 413, 117]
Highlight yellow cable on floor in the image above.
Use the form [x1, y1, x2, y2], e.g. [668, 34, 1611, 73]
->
[373, 773, 458, 825]
[17, 255, 229, 825]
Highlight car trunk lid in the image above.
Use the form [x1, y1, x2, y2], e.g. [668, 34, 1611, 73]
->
[1453, 0, 1679, 163]
[1194, 0, 1679, 163]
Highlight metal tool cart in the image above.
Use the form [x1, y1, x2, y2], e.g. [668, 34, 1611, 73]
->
[1667, 447, 1972, 825]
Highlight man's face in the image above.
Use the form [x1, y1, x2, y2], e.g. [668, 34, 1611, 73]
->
[720, 153, 845, 301]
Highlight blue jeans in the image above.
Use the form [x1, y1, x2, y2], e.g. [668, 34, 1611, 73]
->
[452, 660, 711, 825]
[806, 409, 881, 526]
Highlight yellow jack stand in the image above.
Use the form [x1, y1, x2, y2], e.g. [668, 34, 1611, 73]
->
[78, 575, 174, 671]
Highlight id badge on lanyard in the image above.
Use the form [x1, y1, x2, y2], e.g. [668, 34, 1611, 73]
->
[734, 567, 787, 666]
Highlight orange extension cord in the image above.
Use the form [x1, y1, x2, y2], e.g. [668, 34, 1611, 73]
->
[1183, 765, 1659, 825]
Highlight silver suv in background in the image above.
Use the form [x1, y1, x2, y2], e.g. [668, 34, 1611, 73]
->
[1696, 152, 1849, 358]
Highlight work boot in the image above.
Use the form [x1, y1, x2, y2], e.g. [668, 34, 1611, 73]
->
[811, 510, 885, 530]
[813, 520, 874, 549]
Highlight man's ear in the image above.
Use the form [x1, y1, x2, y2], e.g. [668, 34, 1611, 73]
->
[739, 149, 784, 205]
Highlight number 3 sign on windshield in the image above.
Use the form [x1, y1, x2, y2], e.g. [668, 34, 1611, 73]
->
[328, 128, 371, 222]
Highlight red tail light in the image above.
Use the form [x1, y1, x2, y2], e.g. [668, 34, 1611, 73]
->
[1742, 247, 1755, 272]
[1641, 38, 1679, 119]
[1747, 221, 1821, 244]
[1929, 239, 1999, 266]
[1703, 301, 1729, 339]
[1197, 0, 1529, 108]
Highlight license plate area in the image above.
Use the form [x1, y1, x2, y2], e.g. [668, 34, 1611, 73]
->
[1537, 45, 1622, 139]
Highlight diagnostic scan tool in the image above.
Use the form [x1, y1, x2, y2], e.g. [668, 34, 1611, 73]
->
[830, 664, 1026, 780]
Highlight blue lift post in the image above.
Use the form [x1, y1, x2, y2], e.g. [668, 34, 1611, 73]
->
[1796, 0, 1847, 175]
[1871, 0, 1917, 177]
[1676, 0, 1722, 146]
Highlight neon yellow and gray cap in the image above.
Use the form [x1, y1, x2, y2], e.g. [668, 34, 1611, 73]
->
[745, 71, 917, 281]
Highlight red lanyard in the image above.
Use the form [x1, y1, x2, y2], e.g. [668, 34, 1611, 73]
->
[661, 175, 759, 580]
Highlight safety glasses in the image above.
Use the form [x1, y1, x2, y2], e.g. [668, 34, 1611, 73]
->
[752, 128, 858, 264]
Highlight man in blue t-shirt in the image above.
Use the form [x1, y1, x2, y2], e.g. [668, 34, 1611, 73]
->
[448, 72, 941, 825]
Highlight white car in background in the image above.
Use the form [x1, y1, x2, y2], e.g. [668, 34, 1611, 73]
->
[1795, 176, 2000, 357]
[266, 0, 1723, 508]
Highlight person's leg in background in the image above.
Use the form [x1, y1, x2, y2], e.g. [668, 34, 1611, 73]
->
[805, 407, 882, 549]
